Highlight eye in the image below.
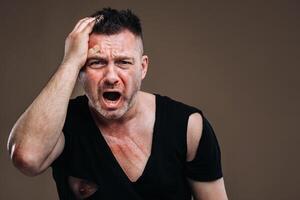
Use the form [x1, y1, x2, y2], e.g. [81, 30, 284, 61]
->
[120, 60, 131, 64]
[86, 59, 107, 68]
[116, 60, 132, 68]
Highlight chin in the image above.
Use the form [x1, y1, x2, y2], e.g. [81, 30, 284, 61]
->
[87, 89, 138, 121]
[94, 102, 129, 120]
[100, 110, 125, 120]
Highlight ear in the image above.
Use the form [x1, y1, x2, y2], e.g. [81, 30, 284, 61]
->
[141, 55, 149, 80]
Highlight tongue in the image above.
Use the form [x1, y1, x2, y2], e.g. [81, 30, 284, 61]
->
[103, 92, 121, 101]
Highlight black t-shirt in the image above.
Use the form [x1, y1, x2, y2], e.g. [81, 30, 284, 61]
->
[51, 94, 223, 199]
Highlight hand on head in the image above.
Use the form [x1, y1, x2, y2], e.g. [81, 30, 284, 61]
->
[62, 17, 96, 70]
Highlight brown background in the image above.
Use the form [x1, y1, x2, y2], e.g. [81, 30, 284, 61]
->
[1, 0, 299, 199]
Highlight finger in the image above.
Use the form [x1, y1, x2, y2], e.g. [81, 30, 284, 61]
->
[81, 19, 97, 35]
[76, 17, 96, 33]
[72, 17, 95, 33]
[71, 17, 90, 32]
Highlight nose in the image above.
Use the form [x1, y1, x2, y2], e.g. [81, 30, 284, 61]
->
[103, 65, 119, 86]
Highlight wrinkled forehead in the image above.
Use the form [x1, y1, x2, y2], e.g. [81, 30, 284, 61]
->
[88, 30, 142, 56]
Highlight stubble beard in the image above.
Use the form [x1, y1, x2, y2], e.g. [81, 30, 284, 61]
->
[92, 84, 140, 121]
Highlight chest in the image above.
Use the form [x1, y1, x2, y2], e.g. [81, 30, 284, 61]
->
[59, 95, 196, 199]
[102, 125, 153, 182]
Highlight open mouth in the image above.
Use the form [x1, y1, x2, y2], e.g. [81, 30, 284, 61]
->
[103, 91, 121, 102]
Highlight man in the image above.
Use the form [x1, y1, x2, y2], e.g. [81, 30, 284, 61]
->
[7, 8, 228, 199]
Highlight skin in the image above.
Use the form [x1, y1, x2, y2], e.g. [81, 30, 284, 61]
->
[7, 17, 97, 176]
[187, 113, 228, 200]
[7, 16, 228, 199]
[79, 30, 148, 123]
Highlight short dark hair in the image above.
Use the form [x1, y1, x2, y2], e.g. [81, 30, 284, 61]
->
[90, 8, 143, 39]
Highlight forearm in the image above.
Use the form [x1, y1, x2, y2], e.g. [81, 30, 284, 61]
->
[8, 63, 79, 171]
[8, 16, 96, 176]
[190, 178, 228, 200]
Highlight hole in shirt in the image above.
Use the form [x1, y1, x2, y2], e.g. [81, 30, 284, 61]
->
[68, 176, 99, 199]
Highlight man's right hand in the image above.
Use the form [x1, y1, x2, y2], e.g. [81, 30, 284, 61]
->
[62, 17, 96, 70]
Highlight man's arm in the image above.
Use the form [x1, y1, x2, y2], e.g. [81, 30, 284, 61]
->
[188, 177, 228, 200]
[7, 17, 96, 176]
[186, 113, 228, 200]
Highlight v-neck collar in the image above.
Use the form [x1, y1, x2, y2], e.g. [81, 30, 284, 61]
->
[84, 93, 161, 185]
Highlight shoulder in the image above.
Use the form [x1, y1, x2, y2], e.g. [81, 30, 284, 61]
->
[186, 112, 203, 161]
[66, 95, 88, 116]
[69, 95, 88, 107]
[154, 94, 205, 161]
[63, 95, 89, 132]
[155, 94, 201, 115]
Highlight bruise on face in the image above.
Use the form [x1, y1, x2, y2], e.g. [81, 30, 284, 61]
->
[88, 45, 101, 57]
[88, 31, 143, 60]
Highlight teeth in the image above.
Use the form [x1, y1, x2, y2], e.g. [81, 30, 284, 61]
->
[103, 92, 121, 101]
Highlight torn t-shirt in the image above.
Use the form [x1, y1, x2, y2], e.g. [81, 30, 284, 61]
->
[51, 94, 223, 199]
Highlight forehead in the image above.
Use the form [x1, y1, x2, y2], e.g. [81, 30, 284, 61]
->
[88, 30, 140, 54]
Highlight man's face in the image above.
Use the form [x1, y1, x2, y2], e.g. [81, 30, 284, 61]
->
[79, 30, 148, 120]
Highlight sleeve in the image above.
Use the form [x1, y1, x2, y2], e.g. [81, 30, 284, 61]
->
[185, 114, 223, 181]
[50, 98, 75, 169]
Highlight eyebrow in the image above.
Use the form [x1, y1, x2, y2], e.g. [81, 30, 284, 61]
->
[87, 55, 134, 61]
